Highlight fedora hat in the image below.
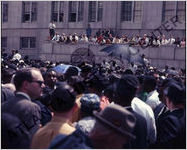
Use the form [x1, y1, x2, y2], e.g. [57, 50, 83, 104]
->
[93, 104, 136, 139]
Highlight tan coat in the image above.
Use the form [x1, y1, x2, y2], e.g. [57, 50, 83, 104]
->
[31, 115, 75, 149]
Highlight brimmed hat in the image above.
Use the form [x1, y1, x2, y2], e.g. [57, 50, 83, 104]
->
[116, 75, 139, 98]
[93, 104, 136, 139]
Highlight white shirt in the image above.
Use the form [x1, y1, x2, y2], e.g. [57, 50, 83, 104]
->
[146, 90, 161, 110]
[131, 97, 157, 144]
[49, 23, 56, 29]
[12, 53, 22, 61]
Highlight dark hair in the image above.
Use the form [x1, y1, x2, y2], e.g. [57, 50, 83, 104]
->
[51, 84, 76, 112]
[115, 75, 139, 105]
[165, 82, 186, 105]
[68, 76, 85, 94]
[13, 68, 39, 90]
[65, 66, 79, 80]
[143, 75, 157, 91]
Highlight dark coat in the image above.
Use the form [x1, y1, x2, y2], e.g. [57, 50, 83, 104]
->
[1, 113, 30, 149]
[48, 129, 93, 149]
[154, 102, 169, 120]
[2, 93, 41, 137]
[1, 87, 15, 103]
[33, 100, 52, 126]
[152, 108, 186, 148]
[123, 107, 148, 149]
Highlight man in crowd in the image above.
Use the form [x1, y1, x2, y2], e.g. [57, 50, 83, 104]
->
[2, 68, 44, 141]
[112, 74, 148, 148]
[143, 75, 161, 110]
[49, 20, 56, 40]
[151, 81, 186, 148]
[48, 104, 136, 149]
[31, 84, 78, 148]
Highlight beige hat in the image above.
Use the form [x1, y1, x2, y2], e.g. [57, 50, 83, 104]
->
[93, 103, 136, 139]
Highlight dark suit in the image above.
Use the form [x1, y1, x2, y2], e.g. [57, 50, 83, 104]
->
[151, 108, 186, 148]
[123, 107, 148, 149]
[2, 93, 41, 138]
[1, 87, 15, 103]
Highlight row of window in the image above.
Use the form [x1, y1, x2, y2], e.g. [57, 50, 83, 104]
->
[2, 37, 36, 49]
[2, 1, 185, 23]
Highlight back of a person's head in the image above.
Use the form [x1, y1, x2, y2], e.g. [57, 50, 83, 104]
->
[13, 67, 39, 90]
[68, 75, 86, 94]
[164, 81, 186, 105]
[115, 74, 139, 105]
[143, 75, 157, 91]
[123, 69, 134, 75]
[51, 84, 76, 112]
[65, 66, 79, 80]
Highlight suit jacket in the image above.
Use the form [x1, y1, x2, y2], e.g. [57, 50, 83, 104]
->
[123, 107, 148, 149]
[1, 87, 15, 103]
[152, 108, 186, 148]
[2, 93, 41, 138]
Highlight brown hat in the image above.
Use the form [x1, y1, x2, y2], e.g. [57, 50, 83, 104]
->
[93, 104, 136, 139]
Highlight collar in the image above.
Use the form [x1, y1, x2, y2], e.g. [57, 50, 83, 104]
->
[147, 90, 156, 97]
[171, 108, 184, 112]
[16, 92, 31, 101]
[52, 115, 70, 124]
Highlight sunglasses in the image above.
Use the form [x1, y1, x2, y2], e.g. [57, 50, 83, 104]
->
[31, 80, 44, 86]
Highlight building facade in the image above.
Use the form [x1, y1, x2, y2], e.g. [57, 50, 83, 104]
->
[1, 1, 186, 59]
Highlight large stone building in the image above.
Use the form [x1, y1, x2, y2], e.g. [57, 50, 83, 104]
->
[1, 1, 186, 62]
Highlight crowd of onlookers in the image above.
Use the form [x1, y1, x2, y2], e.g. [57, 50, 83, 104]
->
[1, 48, 186, 149]
[49, 28, 186, 48]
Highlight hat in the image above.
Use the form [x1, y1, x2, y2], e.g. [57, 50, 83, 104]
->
[51, 84, 76, 112]
[93, 104, 136, 139]
[80, 93, 100, 114]
[164, 81, 186, 104]
[116, 75, 139, 98]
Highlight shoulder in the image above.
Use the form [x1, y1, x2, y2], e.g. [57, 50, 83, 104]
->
[48, 129, 92, 149]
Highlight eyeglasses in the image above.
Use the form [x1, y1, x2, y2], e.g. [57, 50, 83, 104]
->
[31, 80, 44, 86]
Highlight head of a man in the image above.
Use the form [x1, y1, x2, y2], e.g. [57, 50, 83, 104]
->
[114, 74, 139, 106]
[143, 75, 157, 93]
[164, 81, 186, 110]
[13, 67, 45, 99]
[44, 70, 57, 89]
[50, 84, 77, 113]
[90, 104, 136, 149]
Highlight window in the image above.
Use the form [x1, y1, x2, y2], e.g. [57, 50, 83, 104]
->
[20, 37, 36, 48]
[69, 1, 84, 22]
[121, 1, 132, 21]
[121, 1, 142, 22]
[162, 1, 186, 22]
[2, 2, 8, 22]
[133, 2, 142, 22]
[22, 2, 37, 22]
[1, 37, 7, 48]
[177, 1, 185, 22]
[162, 1, 176, 22]
[51, 1, 65, 22]
[88, 1, 103, 22]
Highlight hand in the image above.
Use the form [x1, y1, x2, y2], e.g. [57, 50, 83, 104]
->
[100, 96, 110, 110]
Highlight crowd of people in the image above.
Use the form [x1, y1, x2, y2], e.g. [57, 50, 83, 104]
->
[1, 48, 186, 149]
[48, 22, 186, 47]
